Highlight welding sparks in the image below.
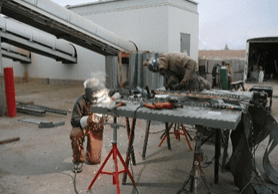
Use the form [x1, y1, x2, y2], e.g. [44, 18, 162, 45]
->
[94, 89, 111, 104]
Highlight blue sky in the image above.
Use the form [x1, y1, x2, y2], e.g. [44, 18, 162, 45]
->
[54, 0, 278, 50]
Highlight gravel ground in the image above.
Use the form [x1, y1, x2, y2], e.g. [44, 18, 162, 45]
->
[1, 80, 278, 194]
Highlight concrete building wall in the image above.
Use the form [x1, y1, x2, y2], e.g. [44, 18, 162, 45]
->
[69, 0, 199, 60]
[2, 58, 27, 78]
[69, 0, 171, 53]
[1, 45, 105, 82]
[168, 0, 199, 60]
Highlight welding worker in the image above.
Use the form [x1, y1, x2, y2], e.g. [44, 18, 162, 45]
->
[212, 63, 221, 88]
[143, 52, 211, 91]
[70, 78, 106, 173]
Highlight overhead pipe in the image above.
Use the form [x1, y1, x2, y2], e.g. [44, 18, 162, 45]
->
[1, 43, 30, 58]
[0, 16, 77, 63]
[0, 17, 76, 58]
[0, 0, 138, 55]
[1, 43, 31, 63]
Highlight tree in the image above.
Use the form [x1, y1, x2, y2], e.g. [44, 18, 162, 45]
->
[224, 44, 229, 50]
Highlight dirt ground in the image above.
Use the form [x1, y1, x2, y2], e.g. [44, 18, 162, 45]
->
[1, 80, 278, 194]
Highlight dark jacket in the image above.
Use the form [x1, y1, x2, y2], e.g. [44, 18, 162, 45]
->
[70, 95, 89, 129]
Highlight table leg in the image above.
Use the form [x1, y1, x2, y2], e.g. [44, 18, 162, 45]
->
[142, 120, 151, 160]
[165, 122, 171, 150]
[215, 128, 221, 184]
[270, 97, 272, 111]
[241, 83, 245, 91]
[221, 130, 230, 172]
[125, 117, 136, 165]
[122, 118, 136, 184]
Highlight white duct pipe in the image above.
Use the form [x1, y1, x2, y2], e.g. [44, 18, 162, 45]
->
[21, 0, 137, 52]
[1, 43, 30, 57]
[0, 16, 76, 57]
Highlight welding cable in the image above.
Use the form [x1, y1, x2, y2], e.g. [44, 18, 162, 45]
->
[201, 156, 214, 168]
[239, 176, 254, 194]
[73, 170, 79, 194]
[133, 104, 144, 118]
[73, 137, 85, 194]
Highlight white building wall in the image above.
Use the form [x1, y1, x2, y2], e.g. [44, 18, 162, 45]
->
[26, 46, 105, 80]
[70, 0, 170, 53]
[2, 58, 27, 77]
[1, 46, 105, 81]
[168, 0, 199, 61]
[69, 0, 199, 57]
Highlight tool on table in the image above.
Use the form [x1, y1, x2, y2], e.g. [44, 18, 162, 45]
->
[144, 96, 183, 110]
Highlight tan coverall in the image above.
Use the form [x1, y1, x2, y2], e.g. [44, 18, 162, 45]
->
[157, 53, 210, 91]
[70, 95, 105, 164]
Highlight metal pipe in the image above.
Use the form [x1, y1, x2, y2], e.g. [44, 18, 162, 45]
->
[0, 16, 76, 58]
[1, 43, 30, 57]
[1, 0, 137, 54]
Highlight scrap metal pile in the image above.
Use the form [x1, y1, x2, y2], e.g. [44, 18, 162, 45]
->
[109, 87, 278, 194]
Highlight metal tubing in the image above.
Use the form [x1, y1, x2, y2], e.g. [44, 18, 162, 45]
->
[112, 123, 117, 144]
[0, 137, 20, 145]
[16, 105, 46, 115]
[17, 102, 68, 115]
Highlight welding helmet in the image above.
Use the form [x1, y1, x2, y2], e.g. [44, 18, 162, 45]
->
[147, 58, 159, 73]
[84, 78, 105, 104]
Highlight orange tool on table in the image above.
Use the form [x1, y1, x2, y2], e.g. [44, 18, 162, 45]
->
[144, 101, 183, 109]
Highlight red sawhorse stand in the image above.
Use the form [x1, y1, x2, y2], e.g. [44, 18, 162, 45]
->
[87, 122, 137, 194]
[159, 123, 193, 151]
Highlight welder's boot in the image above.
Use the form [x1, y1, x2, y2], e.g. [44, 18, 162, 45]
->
[72, 163, 83, 173]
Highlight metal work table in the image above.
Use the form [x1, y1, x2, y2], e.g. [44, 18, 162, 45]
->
[90, 90, 253, 185]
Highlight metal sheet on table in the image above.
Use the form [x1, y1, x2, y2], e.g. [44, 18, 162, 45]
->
[91, 101, 242, 130]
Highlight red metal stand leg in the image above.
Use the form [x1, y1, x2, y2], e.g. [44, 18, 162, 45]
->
[88, 148, 114, 190]
[159, 124, 193, 151]
[158, 123, 174, 147]
[88, 143, 137, 193]
[113, 144, 120, 194]
[158, 135, 167, 147]
[181, 125, 193, 151]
